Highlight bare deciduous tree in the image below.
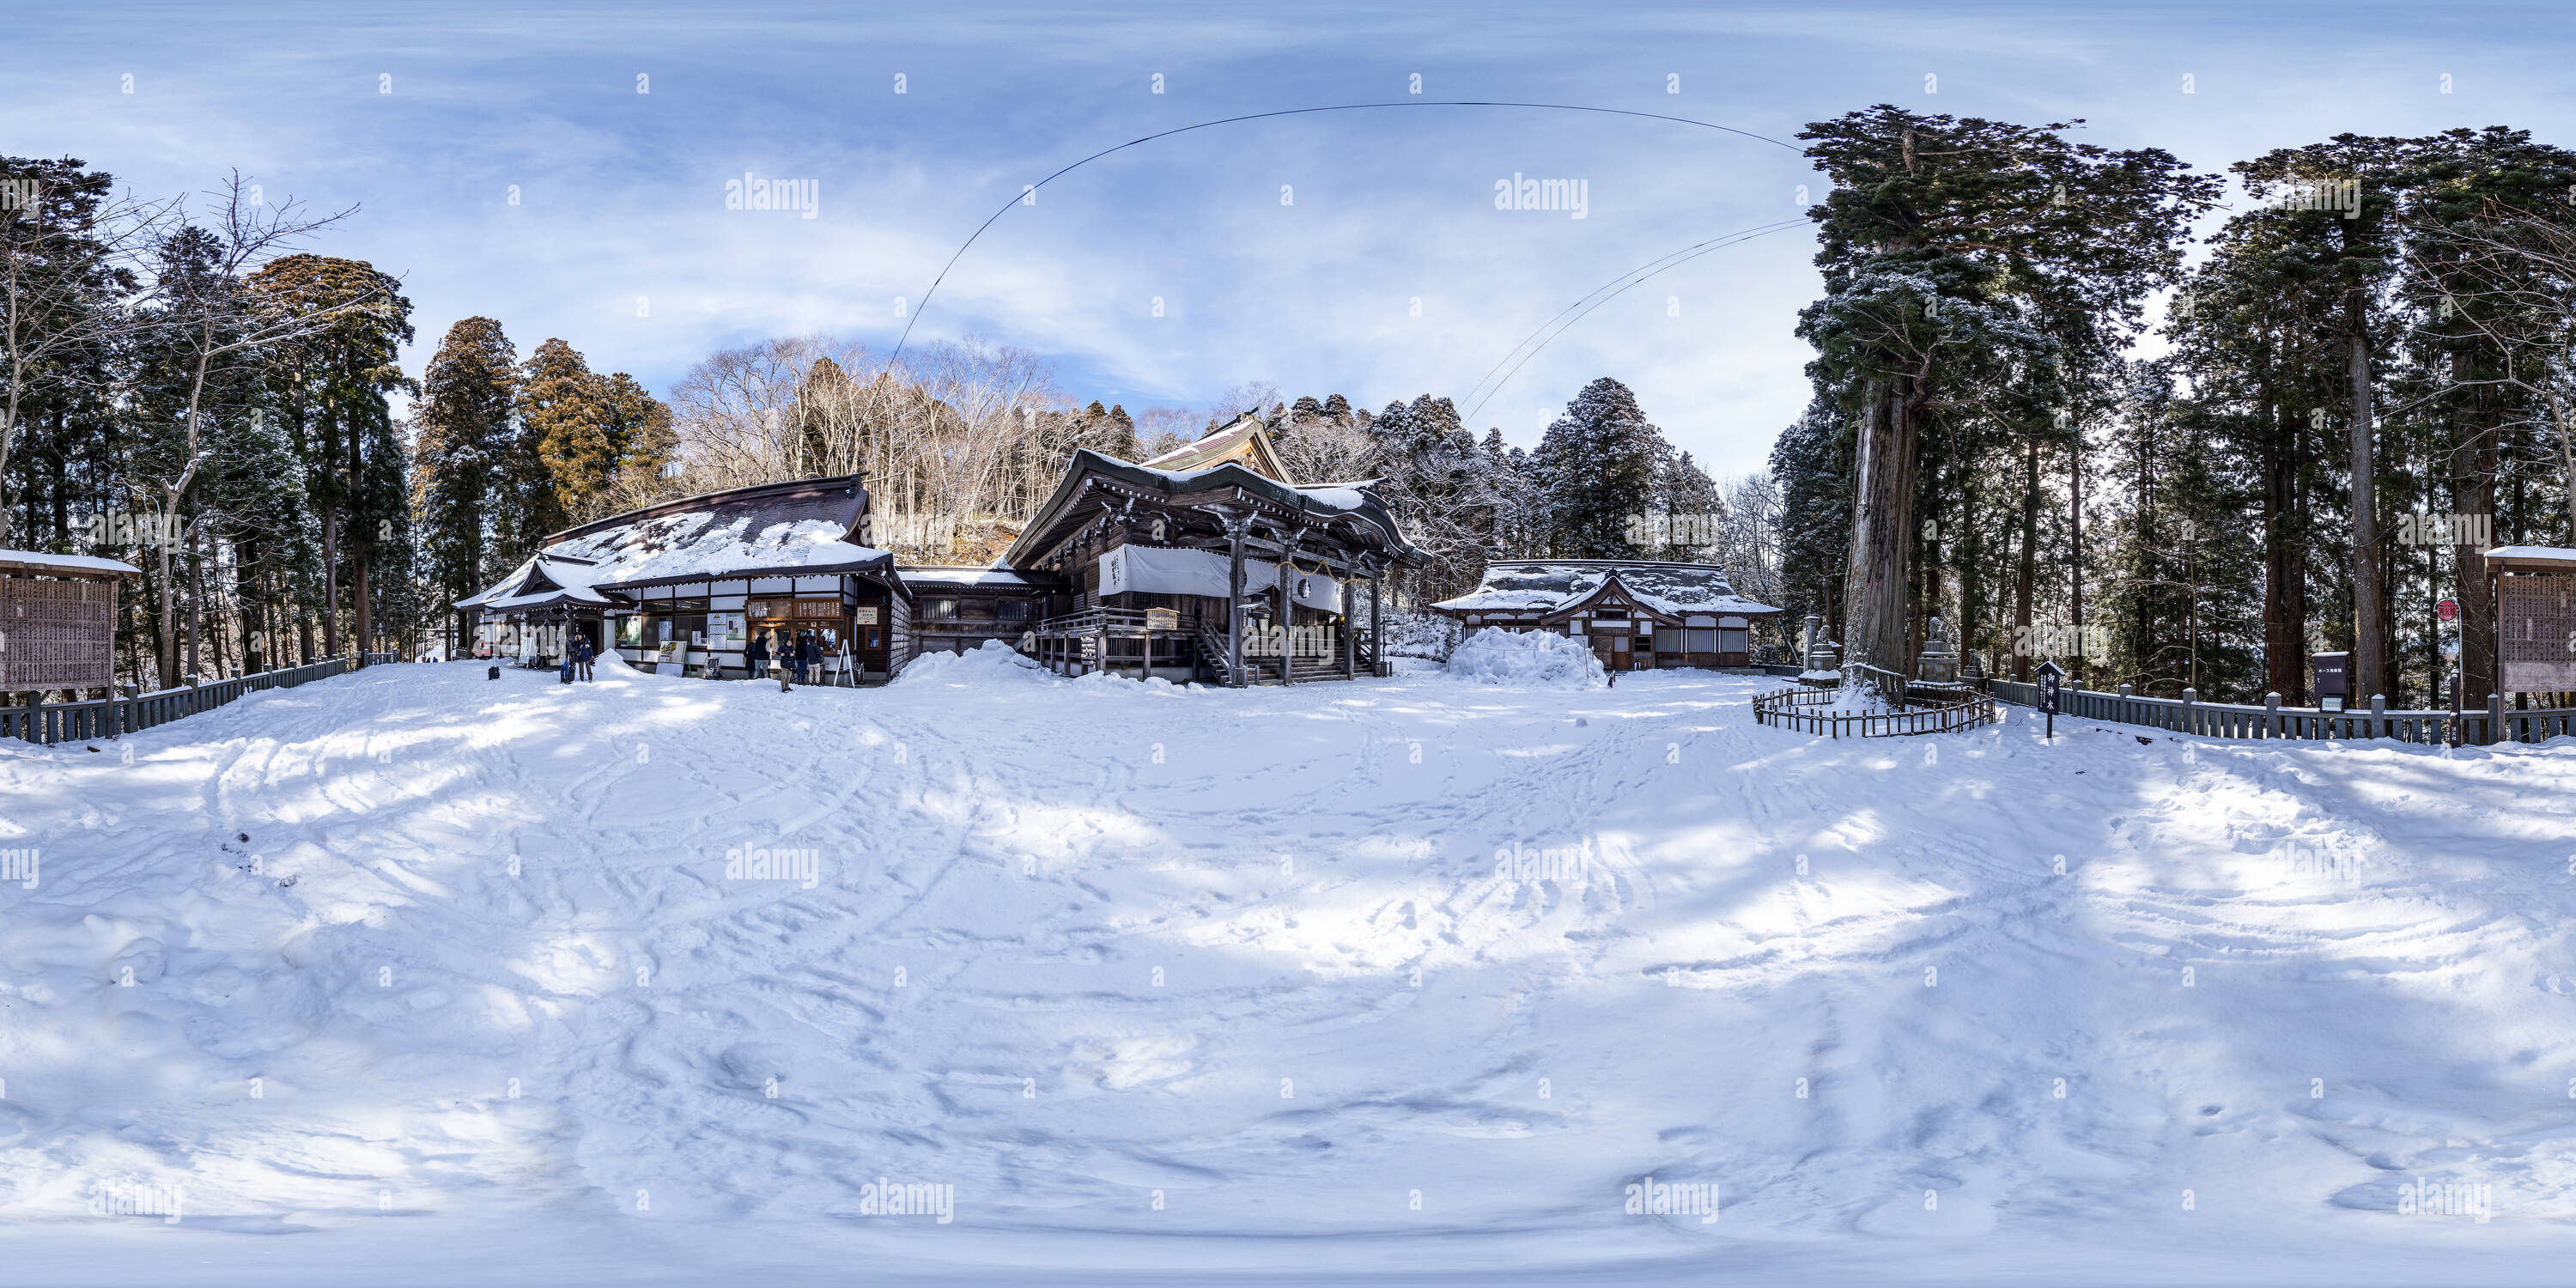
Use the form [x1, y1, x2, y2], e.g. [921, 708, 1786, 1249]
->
[144, 173, 371, 679]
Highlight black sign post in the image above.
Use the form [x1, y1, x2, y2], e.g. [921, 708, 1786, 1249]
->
[2036, 659, 2063, 743]
[2312, 651, 2349, 714]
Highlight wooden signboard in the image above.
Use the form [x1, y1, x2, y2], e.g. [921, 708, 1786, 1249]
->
[0, 575, 118, 691]
[1145, 607, 1179, 631]
[2500, 574, 2576, 692]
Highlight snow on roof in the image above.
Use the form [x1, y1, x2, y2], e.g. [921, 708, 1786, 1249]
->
[1433, 560, 1781, 619]
[458, 477, 893, 610]
[550, 511, 887, 588]
[1136, 413, 1288, 479]
[2486, 544, 2576, 568]
[0, 548, 141, 577]
[899, 564, 1061, 588]
[1291, 484, 1367, 510]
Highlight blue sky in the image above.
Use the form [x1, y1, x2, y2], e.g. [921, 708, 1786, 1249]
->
[7, 2, 2572, 476]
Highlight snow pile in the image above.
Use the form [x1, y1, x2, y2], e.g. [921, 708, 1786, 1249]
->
[1443, 624, 1605, 687]
[888, 636, 1054, 687]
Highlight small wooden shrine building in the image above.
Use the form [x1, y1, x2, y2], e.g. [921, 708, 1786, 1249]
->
[898, 565, 1072, 659]
[1431, 559, 1780, 671]
[2485, 544, 2576, 695]
[0, 549, 140, 696]
[1000, 413, 1426, 684]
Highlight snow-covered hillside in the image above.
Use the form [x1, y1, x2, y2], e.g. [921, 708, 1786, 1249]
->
[3, 653, 2573, 1285]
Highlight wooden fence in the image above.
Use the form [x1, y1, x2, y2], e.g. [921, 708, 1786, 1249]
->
[1983, 678, 2576, 745]
[3, 655, 358, 746]
[1753, 683, 1998, 738]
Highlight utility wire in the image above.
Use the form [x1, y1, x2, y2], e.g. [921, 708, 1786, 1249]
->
[1462, 219, 1810, 423]
[892, 100, 1803, 361]
[1457, 216, 1812, 415]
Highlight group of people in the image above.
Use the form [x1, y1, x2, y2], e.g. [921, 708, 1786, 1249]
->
[556, 632, 596, 683]
[746, 626, 826, 691]
[538, 623, 826, 690]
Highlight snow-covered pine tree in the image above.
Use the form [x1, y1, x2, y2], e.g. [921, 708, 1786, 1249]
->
[1654, 449, 1723, 560]
[1532, 377, 1661, 558]
[1769, 397, 1853, 632]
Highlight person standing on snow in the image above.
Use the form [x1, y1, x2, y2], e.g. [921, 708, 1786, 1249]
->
[746, 628, 770, 682]
[574, 633, 595, 681]
[773, 626, 793, 692]
[795, 629, 818, 684]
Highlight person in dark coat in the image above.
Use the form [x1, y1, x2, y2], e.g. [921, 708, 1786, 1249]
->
[746, 629, 770, 682]
[796, 630, 819, 683]
[574, 633, 595, 681]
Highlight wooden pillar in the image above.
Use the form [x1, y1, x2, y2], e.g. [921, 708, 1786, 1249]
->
[1225, 514, 1249, 687]
[1341, 568, 1357, 679]
[1368, 563, 1382, 677]
[1276, 532, 1300, 687]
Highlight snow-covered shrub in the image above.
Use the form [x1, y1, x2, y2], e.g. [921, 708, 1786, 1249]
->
[1378, 608, 1462, 661]
[1444, 627, 1604, 688]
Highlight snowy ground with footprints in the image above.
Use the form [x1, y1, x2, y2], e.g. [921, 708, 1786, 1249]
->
[4, 647, 2574, 1285]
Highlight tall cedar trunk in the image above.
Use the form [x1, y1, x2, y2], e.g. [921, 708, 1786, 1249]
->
[349, 420, 374, 662]
[1959, 483, 1983, 672]
[1838, 375, 1916, 694]
[321, 506, 340, 657]
[207, 544, 228, 677]
[2012, 431, 2038, 681]
[2262, 398, 2304, 701]
[2347, 294, 2387, 702]
[237, 554, 258, 671]
[48, 429, 66, 544]
[185, 526, 204, 679]
[2069, 436, 2085, 685]
[1911, 481, 1935, 677]
[2451, 374, 2499, 705]
[154, 551, 178, 687]
[352, 546, 373, 661]
[2293, 407, 2314, 702]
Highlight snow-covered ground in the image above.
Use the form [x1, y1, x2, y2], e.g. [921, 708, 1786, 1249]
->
[3, 649, 2574, 1286]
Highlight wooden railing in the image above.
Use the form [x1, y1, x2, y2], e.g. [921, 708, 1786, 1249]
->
[1982, 678, 2576, 745]
[1029, 607, 1156, 639]
[2, 656, 357, 745]
[1753, 682, 1997, 738]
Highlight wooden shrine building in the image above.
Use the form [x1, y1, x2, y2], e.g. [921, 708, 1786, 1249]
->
[1001, 413, 1426, 684]
[457, 476, 908, 682]
[1431, 559, 1780, 671]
